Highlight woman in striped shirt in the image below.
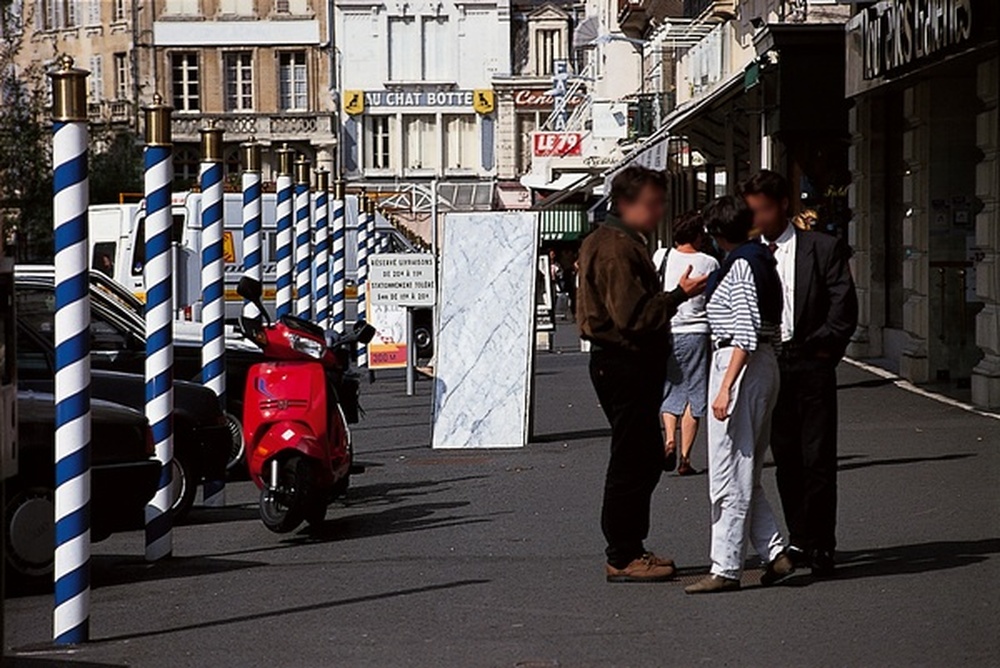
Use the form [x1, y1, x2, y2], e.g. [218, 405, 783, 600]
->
[685, 196, 795, 594]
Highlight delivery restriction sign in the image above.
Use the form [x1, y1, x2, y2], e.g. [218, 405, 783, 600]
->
[367, 254, 436, 369]
[368, 253, 436, 307]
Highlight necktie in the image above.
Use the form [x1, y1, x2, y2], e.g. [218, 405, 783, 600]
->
[768, 242, 778, 255]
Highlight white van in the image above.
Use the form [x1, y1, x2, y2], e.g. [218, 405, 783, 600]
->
[88, 193, 413, 322]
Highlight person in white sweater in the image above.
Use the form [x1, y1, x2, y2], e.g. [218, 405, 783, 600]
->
[656, 212, 719, 475]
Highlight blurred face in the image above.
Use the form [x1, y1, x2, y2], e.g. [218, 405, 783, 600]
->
[617, 184, 665, 234]
[744, 193, 789, 240]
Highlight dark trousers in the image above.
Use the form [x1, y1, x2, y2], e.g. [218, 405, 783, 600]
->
[589, 350, 665, 568]
[771, 361, 839, 552]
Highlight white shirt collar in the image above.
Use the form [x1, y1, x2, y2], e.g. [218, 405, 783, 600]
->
[763, 222, 795, 246]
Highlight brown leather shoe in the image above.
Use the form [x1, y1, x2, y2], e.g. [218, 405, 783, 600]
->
[677, 457, 699, 476]
[606, 553, 677, 583]
[684, 575, 741, 594]
[641, 552, 674, 568]
[760, 552, 796, 586]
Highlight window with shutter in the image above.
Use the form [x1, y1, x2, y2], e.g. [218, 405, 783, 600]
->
[89, 55, 103, 101]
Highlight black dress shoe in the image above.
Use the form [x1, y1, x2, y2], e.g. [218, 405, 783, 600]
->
[811, 549, 836, 577]
[786, 545, 810, 568]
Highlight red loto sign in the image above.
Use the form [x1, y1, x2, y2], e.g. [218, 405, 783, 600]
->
[532, 132, 584, 158]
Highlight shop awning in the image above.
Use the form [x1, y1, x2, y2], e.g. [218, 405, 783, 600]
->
[495, 182, 532, 210]
[603, 68, 746, 182]
[520, 171, 591, 192]
[540, 205, 589, 241]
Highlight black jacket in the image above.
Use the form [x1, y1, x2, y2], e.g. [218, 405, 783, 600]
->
[786, 228, 858, 366]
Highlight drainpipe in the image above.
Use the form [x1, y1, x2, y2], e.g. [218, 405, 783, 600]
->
[131, 0, 142, 130]
[327, 0, 341, 176]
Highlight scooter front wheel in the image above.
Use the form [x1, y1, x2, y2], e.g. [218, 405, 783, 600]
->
[259, 456, 316, 534]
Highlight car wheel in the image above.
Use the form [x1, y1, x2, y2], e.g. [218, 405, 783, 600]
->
[224, 411, 245, 471]
[5, 485, 55, 589]
[413, 325, 433, 358]
[169, 455, 197, 521]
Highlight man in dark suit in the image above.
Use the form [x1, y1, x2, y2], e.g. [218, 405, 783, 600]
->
[742, 170, 858, 576]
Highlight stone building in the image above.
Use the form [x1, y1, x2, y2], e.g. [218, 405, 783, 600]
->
[336, 0, 511, 228]
[7, 0, 152, 131]
[844, 0, 999, 407]
[153, 0, 335, 185]
[9, 0, 336, 185]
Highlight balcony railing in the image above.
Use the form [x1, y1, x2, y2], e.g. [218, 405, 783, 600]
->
[87, 99, 133, 124]
[171, 112, 336, 142]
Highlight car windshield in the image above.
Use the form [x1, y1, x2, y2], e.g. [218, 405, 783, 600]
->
[16, 285, 139, 351]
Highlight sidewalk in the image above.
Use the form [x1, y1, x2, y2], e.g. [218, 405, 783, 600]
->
[6, 329, 999, 667]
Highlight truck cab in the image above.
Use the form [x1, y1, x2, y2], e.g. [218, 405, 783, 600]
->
[88, 193, 415, 323]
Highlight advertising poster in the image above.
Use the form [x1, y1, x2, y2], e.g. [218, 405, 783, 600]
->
[367, 300, 408, 369]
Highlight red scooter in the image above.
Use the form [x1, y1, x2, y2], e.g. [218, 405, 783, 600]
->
[237, 277, 375, 533]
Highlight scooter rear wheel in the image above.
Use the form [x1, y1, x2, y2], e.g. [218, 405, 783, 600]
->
[259, 456, 316, 534]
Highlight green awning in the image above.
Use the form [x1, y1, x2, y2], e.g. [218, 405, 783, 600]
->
[540, 205, 588, 241]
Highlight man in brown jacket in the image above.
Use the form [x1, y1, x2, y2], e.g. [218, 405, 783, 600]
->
[579, 166, 707, 582]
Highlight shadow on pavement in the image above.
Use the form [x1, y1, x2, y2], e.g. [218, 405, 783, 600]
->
[6, 658, 127, 667]
[90, 555, 268, 590]
[178, 505, 261, 526]
[838, 377, 897, 390]
[839, 452, 975, 471]
[301, 500, 498, 543]
[807, 538, 1000, 582]
[4, 556, 267, 599]
[91, 579, 490, 644]
[344, 475, 488, 505]
[531, 428, 611, 444]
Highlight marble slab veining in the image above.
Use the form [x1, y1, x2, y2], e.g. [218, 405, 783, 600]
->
[431, 212, 539, 449]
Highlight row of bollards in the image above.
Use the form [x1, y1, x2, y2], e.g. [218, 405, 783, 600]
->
[48, 56, 387, 645]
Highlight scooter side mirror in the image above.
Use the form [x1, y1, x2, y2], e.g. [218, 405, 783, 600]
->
[238, 276, 263, 302]
[355, 323, 377, 345]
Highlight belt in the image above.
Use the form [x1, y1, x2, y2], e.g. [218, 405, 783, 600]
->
[714, 338, 774, 351]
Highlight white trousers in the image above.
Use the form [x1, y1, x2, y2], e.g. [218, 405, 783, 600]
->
[707, 344, 785, 579]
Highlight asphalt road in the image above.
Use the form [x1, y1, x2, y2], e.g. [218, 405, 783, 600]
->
[5, 327, 1000, 667]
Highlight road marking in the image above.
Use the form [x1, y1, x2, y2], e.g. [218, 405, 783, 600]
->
[844, 358, 1000, 421]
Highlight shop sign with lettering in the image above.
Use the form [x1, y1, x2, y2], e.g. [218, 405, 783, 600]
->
[513, 90, 585, 109]
[532, 132, 584, 158]
[363, 90, 480, 108]
[857, 0, 980, 80]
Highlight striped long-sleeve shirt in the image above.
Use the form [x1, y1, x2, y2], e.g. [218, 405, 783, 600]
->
[706, 258, 781, 352]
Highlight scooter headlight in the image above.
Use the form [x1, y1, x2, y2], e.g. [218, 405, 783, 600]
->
[284, 331, 325, 359]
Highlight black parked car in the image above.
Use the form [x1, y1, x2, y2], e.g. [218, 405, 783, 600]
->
[16, 267, 260, 470]
[15, 299, 231, 520]
[8, 390, 159, 588]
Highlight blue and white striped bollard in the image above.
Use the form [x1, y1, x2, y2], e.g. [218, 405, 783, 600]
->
[199, 126, 226, 508]
[294, 156, 312, 321]
[143, 94, 175, 562]
[330, 182, 346, 334]
[240, 140, 263, 320]
[313, 169, 330, 330]
[274, 145, 294, 318]
[356, 195, 371, 367]
[50, 56, 92, 644]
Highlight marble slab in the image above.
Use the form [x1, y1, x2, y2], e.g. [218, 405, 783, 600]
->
[431, 212, 540, 449]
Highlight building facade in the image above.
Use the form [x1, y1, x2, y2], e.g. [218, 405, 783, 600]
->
[336, 0, 511, 227]
[617, 0, 851, 246]
[844, 0, 999, 407]
[9, 0, 153, 131]
[154, 0, 335, 185]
